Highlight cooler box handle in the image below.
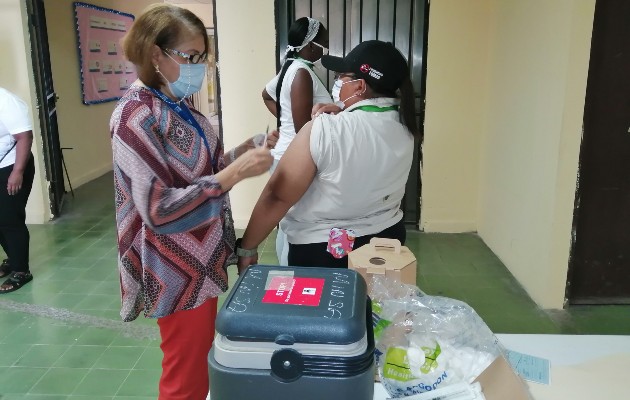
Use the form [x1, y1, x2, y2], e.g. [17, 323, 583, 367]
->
[369, 237, 401, 254]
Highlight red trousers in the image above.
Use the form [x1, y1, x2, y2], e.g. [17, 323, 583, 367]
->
[157, 297, 218, 400]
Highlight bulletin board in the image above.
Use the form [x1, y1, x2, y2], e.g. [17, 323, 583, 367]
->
[73, 2, 136, 105]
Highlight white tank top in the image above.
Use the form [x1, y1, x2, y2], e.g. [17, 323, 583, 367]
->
[282, 97, 414, 244]
[265, 59, 333, 160]
[0, 87, 32, 168]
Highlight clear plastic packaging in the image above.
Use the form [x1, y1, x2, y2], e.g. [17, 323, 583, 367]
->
[252, 133, 266, 148]
[370, 275, 502, 398]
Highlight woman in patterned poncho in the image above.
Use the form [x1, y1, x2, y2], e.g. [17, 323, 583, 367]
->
[110, 5, 275, 399]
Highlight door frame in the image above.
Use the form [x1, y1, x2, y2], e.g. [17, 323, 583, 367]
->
[566, 0, 630, 305]
[25, 0, 65, 217]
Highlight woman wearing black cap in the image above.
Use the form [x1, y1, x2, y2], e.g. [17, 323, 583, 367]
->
[237, 40, 419, 270]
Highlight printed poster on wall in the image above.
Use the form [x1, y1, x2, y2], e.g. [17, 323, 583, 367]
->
[73, 2, 136, 105]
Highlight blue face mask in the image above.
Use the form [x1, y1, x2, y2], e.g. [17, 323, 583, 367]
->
[164, 53, 206, 99]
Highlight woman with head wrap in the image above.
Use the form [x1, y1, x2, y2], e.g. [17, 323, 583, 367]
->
[261, 17, 332, 265]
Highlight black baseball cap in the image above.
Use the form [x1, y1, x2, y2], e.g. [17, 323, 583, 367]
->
[321, 40, 409, 93]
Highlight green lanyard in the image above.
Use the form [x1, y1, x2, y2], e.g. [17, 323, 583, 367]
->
[294, 57, 327, 88]
[294, 56, 314, 70]
[349, 105, 399, 113]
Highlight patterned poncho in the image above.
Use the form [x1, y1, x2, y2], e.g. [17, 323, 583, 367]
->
[110, 85, 234, 321]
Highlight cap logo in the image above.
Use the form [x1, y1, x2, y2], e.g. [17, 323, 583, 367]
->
[360, 63, 383, 80]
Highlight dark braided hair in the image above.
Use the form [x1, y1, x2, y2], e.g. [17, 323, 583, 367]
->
[275, 17, 323, 128]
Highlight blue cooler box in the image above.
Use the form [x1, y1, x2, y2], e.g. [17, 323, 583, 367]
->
[209, 265, 375, 400]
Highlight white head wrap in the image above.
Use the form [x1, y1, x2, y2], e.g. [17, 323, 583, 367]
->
[285, 17, 321, 55]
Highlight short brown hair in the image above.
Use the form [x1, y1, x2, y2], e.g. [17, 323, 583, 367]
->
[123, 4, 209, 88]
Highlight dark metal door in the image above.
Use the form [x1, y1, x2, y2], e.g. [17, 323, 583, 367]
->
[276, 0, 428, 228]
[26, 0, 65, 217]
[567, 0, 630, 304]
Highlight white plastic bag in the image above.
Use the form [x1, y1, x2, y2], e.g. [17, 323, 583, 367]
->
[370, 275, 501, 398]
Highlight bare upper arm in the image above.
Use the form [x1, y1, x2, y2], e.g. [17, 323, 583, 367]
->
[290, 69, 314, 133]
[12, 131, 33, 142]
[269, 120, 316, 205]
[262, 87, 278, 117]
[262, 87, 274, 102]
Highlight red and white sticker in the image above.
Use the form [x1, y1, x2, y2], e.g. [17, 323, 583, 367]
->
[262, 276, 325, 306]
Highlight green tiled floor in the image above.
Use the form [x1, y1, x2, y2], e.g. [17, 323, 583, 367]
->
[0, 172, 629, 398]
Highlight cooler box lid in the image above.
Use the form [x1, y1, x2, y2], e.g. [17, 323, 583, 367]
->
[216, 265, 368, 345]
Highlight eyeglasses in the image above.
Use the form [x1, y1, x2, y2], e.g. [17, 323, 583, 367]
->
[334, 72, 356, 80]
[163, 48, 208, 64]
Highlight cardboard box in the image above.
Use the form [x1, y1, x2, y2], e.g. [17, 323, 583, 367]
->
[474, 355, 531, 400]
[348, 238, 417, 291]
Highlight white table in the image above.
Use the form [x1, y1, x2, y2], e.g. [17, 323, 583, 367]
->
[373, 334, 630, 399]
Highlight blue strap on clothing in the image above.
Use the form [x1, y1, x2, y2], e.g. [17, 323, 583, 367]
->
[148, 88, 216, 169]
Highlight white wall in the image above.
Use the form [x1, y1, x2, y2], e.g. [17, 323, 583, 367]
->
[0, 0, 50, 223]
[421, 0, 493, 233]
[174, 3, 213, 23]
[477, 0, 594, 308]
[214, 0, 277, 227]
[423, 0, 595, 308]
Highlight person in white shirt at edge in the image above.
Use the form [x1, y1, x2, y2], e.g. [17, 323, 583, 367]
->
[0, 87, 35, 293]
[262, 17, 332, 266]
[237, 40, 419, 271]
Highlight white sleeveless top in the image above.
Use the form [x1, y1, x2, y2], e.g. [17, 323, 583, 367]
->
[282, 97, 414, 244]
[0, 87, 32, 168]
[265, 59, 332, 160]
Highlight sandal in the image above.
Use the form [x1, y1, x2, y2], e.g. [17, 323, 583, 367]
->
[0, 272, 33, 294]
[0, 259, 10, 279]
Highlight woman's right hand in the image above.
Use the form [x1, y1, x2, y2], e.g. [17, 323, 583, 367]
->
[232, 147, 273, 179]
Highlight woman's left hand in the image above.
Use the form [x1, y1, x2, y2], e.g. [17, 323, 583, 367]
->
[265, 130, 279, 149]
[237, 255, 259, 275]
[7, 171, 24, 195]
[246, 131, 278, 151]
[312, 103, 343, 118]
